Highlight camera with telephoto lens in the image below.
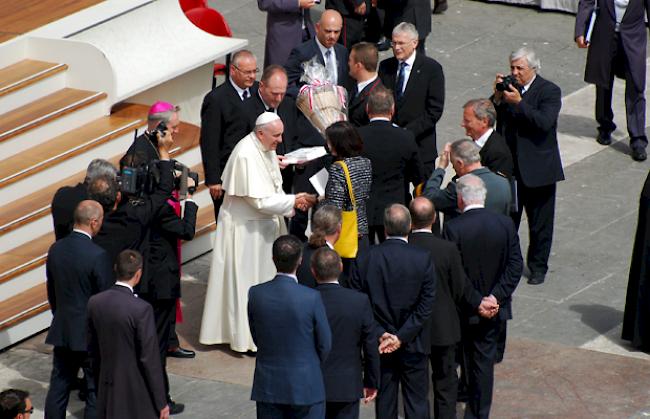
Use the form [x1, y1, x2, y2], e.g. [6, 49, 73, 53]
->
[496, 75, 521, 93]
[172, 160, 199, 196]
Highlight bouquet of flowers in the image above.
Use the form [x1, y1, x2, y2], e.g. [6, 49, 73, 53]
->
[296, 56, 348, 134]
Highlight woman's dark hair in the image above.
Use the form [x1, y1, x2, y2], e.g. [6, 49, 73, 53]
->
[325, 121, 363, 158]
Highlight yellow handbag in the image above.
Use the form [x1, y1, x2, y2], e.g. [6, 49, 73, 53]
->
[333, 161, 359, 258]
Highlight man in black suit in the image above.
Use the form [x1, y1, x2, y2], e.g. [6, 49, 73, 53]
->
[313, 248, 380, 419]
[87, 250, 169, 419]
[248, 235, 332, 418]
[326, 0, 370, 49]
[347, 42, 383, 127]
[443, 175, 523, 419]
[200, 50, 259, 221]
[378, 22, 444, 176]
[408, 197, 469, 419]
[241, 65, 323, 239]
[124, 101, 181, 164]
[359, 86, 423, 243]
[383, 0, 431, 54]
[493, 47, 564, 285]
[51, 159, 117, 241]
[461, 99, 513, 178]
[422, 139, 511, 219]
[351, 204, 436, 419]
[44, 200, 113, 419]
[285, 10, 349, 97]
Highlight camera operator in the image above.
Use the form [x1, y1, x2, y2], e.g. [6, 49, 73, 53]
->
[125, 101, 180, 163]
[492, 47, 564, 287]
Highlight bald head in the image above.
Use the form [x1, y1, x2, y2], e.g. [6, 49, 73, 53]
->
[316, 10, 343, 49]
[384, 203, 412, 237]
[73, 200, 104, 236]
[409, 197, 436, 230]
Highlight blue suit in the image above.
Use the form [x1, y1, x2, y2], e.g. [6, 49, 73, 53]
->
[248, 274, 332, 416]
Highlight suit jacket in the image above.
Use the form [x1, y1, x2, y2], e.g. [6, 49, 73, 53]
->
[359, 120, 424, 226]
[248, 274, 332, 405]
[383, 0, 431, 40]
[379, 53, 445, 165]
[317, 283, 380, 401]
[348, 77, 383, 127]
[409, 231, 471, 346]
[87, 285, 167, 419]
[494, 75, 565, 188]
[575, 0, 650, 92]
[479, 130, 514, 179]
[285, 38, 349, 97]
[297, 242, 322, 288]
[200, 80, 259, 185]
[125, 133, 159, 163]
[326, 0, 369, 18]
[259, 0, 315, 67]
[94, 160, 174, 294]
[51, 182, 88, 240]
[45, 231, 113, 351]
[350, 238, 436, 354]
[443, 208, 523, 321]
[144, 199, 198, 301]
[422, 166, 512, 217]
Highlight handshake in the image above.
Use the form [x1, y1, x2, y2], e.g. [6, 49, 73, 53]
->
[294, 193, 317, 212]
[478, 294, 499, 319]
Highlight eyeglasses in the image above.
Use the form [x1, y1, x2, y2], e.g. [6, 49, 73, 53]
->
[233, 65, 259, 76]
[21, 407, 34, 414]
[391, 40, 415, 47]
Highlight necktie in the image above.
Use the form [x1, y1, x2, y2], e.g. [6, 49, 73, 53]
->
[396, 62, 407, 100]
[242, 90, 249, 100]
[325, 50, 337, 84]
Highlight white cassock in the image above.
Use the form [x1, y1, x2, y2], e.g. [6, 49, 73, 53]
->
[199, 132, 294, 352]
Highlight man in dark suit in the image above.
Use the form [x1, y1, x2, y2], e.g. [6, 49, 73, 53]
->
[461, 99, 513, 178]
[347, 42, 383, 127]
[422, 139, 511, 219]
[575, 0, 650, 161]
[378, 22, 444, 176]
[285, 10, 349, 97]
[443, 175, 523, 419]
[350, 204, 436, 419]
[241, 65, 323, 239]
[124, 101, 181, 164]
[200, 50, 259, 221]
[359, 86, 423, 243]
[51, 159, 117, 241]
[313, 248, 380, 418]
[408, 197, 470, 419]
[87, 250, 169, 419]
[44, 200, 113, 419]
[383, 0, 431, 54]
[326, 0, 369, 49]
[248, 235, 332, 418]
[493, 47, 565, 285]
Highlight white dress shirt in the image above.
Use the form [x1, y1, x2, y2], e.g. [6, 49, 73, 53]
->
[475, 128, 494, 149]
[230, 79, 250, 101]
[356, 74, 378, 96]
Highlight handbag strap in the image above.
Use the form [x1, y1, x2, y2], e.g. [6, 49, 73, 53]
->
[336, 160, 356, 208]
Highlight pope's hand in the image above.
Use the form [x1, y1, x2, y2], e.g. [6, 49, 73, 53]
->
[278, 155, 289, 170]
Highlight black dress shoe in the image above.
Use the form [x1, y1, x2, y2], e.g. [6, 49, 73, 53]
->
[167, 346, 196, 358]
[632, 148, 647, 162]
[527, 273, 545, 285]
[433, 0, 448, 14]
[376, 37, 391, 52]
[169, 400, 185, 415]
[596, 132, 612, 145]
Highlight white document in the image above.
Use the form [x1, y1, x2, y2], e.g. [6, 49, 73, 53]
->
[283, 146, 327, 164]
[585, 9, 597, 43]
[309, 167, 329, 197]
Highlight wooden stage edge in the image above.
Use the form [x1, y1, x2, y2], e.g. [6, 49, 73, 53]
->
[0, 0, 104, 44]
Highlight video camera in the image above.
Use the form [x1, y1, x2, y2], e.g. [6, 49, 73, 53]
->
[119, 159, 199, 201]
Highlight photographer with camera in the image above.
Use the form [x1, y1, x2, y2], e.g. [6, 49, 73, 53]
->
[125, 101, 180, 162]
[492, 47, 564, 287]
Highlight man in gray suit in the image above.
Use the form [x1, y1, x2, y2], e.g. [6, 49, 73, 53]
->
[259, 0, 316, 67]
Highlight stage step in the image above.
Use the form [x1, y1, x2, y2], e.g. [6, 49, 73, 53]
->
[0, 283, 49, 333]
[0, 88, 107, 158]
[0, 59, 67, 97]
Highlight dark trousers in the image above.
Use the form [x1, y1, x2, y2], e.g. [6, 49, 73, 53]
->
[512, 182, 556, 275]
[211, 195, 224, 224]
[376, 350, 430, 419]
[368, 225, 386, 245]
[151, 298, 176, 401]
[595, 33, 647, 149]
[339, 16, 365, 49]
[462, 319, 501, 419]
[430, 345, 458, 419]
[257, 401, 325, 419]
[496, 321, 507, 364]
[325, 400, 359, 419]
[45, 347, 96, 419]
[364, 6, 384, 42]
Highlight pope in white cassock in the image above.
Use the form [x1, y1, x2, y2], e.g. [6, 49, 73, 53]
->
[199, 112, 311, 352]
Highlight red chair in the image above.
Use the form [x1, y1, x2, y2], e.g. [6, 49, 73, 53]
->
[184, 7, 233, 87]
[179, 0, 207, 13]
